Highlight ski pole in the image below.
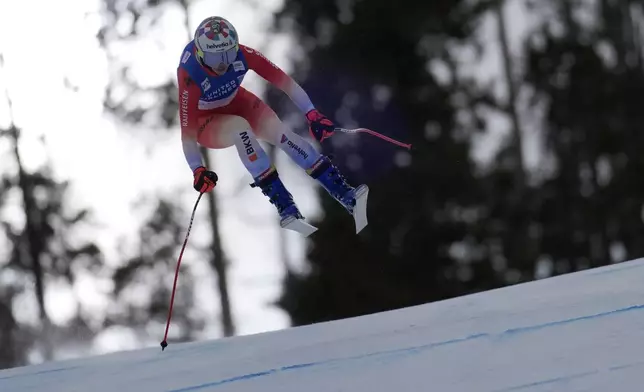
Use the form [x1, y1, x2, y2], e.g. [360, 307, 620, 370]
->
[161, 192, 204, 351]
[334, 127, 413, 150]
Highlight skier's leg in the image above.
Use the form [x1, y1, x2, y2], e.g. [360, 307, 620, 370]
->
[258, 115, 360, 213]
[204, 114, 303, 222]
[247, 95, 360, 213]
[234, 129, 304, 222]
[256, 113, 321, 170]
[225, 88, 321, 169]
[194, 110, 308, 231]
[227, 88, 361, 214]
[194, 112, 243, 149]
[226, 117, 272, 178]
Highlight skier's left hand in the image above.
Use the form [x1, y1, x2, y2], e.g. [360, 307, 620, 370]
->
[306, 109, 335, 143]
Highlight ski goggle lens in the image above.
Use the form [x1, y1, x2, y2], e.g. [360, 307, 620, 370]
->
[201, 46, 238, 69]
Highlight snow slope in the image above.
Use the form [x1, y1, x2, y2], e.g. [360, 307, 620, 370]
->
[1, 258, 643, 392]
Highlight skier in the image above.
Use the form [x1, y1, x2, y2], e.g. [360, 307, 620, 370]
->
[177, 16, 369, 235]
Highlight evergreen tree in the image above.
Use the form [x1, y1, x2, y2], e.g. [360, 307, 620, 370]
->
[0, 121, 104, 367]
[104, 196, 206, 344]
[521, 0, 644, 273]
[272, 0, 505, 325]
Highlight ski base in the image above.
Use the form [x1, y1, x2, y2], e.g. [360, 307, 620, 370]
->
[281, 215, 318, 237]
[352, 184, 369, 234]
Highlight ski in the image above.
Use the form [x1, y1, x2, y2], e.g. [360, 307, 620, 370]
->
[279, 184, 369, 236]
[352, 184, 369, 234]
[281, 215, 318, 237]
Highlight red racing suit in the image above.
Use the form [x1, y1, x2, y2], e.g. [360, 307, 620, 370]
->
[177, 42, 315, 171]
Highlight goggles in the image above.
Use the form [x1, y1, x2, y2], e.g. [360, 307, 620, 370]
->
[199, 45, 238, 70]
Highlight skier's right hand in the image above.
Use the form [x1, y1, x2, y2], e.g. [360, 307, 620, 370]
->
[193, 166, 218, 193]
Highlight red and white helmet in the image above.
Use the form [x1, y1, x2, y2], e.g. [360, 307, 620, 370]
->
[193, 16, 239, 72]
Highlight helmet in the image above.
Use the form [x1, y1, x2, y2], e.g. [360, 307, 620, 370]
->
[193, 16, 239, 72]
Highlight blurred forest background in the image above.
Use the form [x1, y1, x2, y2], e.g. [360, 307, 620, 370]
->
[2, 0, 644, 369]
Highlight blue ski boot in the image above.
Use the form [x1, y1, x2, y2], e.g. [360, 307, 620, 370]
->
[251, 167, 303, 223]
[307, 155, 360, 214]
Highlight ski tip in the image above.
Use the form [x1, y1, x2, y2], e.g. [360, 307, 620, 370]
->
[281, 216, 318, 237]
[353, 185, 369, 234]
[355, 184, 369, 197]
[356, 223, 368, 234]
[303, 228, 318, 237]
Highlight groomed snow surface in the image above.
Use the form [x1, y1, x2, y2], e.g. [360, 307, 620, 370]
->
[1, 258, 643, 391]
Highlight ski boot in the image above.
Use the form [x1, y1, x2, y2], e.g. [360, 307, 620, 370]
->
[307, 155, 358, 212]
[307, 155, 369, 233]
[251, 167, 317, 236]
[251, 166, 302, 221]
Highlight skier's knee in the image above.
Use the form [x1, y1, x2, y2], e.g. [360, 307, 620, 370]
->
[277, 129, 321, 169]
[234, 130, 271, 177]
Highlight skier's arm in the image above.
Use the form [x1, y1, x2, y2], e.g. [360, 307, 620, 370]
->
[242, 45, 315, 114]
[242, 46, 335, 142]
[177, 67, 204, 171]
[182, 134, 203, 171]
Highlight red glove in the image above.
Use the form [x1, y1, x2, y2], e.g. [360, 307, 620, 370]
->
[306, 109, 335, 142]
[193, 166, 218, 193]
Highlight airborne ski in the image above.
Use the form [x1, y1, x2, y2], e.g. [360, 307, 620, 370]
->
[352, 184, 369, 234]
[281, 215, 318, 237]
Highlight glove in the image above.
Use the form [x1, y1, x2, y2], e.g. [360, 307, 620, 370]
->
[306, 109, 335, 143]
[193, 166, 218, 193]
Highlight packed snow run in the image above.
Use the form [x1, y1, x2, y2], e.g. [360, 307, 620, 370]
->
[1, 258, 643, 391]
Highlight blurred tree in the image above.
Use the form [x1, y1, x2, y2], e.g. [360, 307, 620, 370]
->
[520, 0, 644, 274]
[0, 288, 27, 369]
[0, 96, 104, 367]
[98, 0, 234, 336]
[0, 134, 31, 369]
[474, 0, 540, 283]
[103, 196, 206, 344]
[494, 0, 526, 190]
[271, 0, 508, 325]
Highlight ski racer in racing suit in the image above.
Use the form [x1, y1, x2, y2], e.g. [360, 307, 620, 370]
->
[178, 16, 363, 228]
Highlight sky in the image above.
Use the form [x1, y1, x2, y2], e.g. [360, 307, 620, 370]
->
[0, 0, 542, 363]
